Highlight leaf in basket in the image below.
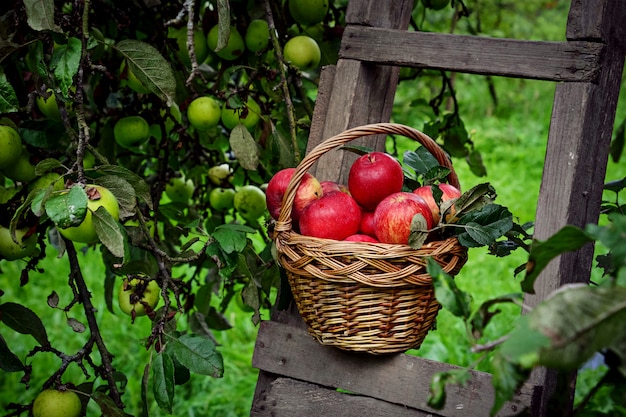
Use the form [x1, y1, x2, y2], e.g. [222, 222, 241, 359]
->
[403, 147, 447, 183]
[427, 368, 471, 410]
[408, 213, 429, 249]
[455, 204, 513, 248]
[453, 183, 497, 218]
[427, 258, 472, 320]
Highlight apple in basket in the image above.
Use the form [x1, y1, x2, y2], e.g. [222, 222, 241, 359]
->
[299, 191, 362, 240]
[374, 192, 434, 244]
[359, 211, 376, 237]
[320, 180, 349, 195]
[413, 183, 461, 224]
[266, 168, 323, 222]
[348, 151, 404, 211]
[344, 233, 379, 243]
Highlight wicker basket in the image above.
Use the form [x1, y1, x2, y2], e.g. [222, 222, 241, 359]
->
[272, 123, 468, 354]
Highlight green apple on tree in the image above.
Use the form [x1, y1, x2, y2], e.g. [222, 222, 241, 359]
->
[288, 0, 329, 26]
[36, 88, 75, 121]
[209, 187, 236, 211]
[167, 25, 209, 67]
[234, 185, 266, 221]
[0, 225, 37, 261]
[120, 60, 151, 94]
[245, 19, 270, 53]
[207, 25, 245, 61]
[118, 277, 160, 317]
[0, 125, 23, 170]
[32, 388, 82, 417]
[283, 35, 321, 70]
[208, 163, 232, 185]
[187, 96, 221, 131]
[58, 185, 120, 244]
[113, 115, 150, 149]
[165, 176, 194, 203]
[3, 147, 37, 183]
[220, 97, 261, 130]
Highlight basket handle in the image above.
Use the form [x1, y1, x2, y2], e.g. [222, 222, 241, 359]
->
[275, 123, 460, 231]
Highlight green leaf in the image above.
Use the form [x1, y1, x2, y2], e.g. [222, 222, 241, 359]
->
[18, 119, 69, 150]
[0, 69, 18, 113]
[114, 39, 177, 106]
[170, 334, 224, 378]
[466, 149, 487, 177]
[44, 185, 88, 229]
[453, 182, 497, 218]
[215, 0, 232, 51]
[0, 334, 24, 372]
[0, 302, 49, 346]
[152, 352, 175, 414]
[470, 293, 523, 340]
[427, 369, 471, 410]
[34, 158, 63, 175]
[408, 213, 429, 249]
[212, 223, 255, 254]
[23, 0, 61, 32]
[95, 175, 137, 220]
[427, 258, 472, 319]
[229, 124, 259, 170]
[91, 391, 132, 417]
[203, 307, 233, 330]
[610, 118, 625, 163]
[490, 351, 531, 417]
[93, 164, 153, 210]
[403, 147, 442, 179]
[50, 37, 82, 96]
[456, 204, 513, 248]
[522, 225, 592, 293]
[93, 206, 126, 259]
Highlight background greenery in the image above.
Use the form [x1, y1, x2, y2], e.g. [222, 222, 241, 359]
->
[2, 1, 625, 416]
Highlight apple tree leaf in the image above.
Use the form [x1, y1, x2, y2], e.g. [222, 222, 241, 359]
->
[229, 124, 259, 170]
[18, 119, 69, 150]
[45, 185, 88, 229]
[152, 351, 175, 414]
[427, 258, 472, 320]
[114, 39, 177, 106]
[455, 204, 513, 248]
[212, 223, 255, 254]
[50, 37, 81, 96]
[93, 206, 126, 259]
[94, 164, 153, 210]
[91, 391, 132, 417]
[0, 302, 49, 346]
[470, 293, 523, 340]
[402, 147, 448, 184]
[0, 334, 25, 372]
[0, 69, 18, 113]
[453, 183, 497, 218]
[23, 0, 61, 32]
[170, 334, 224, 378]
[67, 317, 86, 333]
[215, 0, 232, 51]
[408, 213, 429, 249]
[95, 175, 137, 220]
[489, 350, 532, 417]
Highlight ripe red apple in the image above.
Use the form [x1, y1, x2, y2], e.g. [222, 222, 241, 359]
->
[344, 234, 379, 243]
[299, 191, 362, 240]
[348, 152, 404, 211]
[413, 183, 461, 224]
[359, 211, 376, 237]
[374, 192, 434, 244]
[266, 168, 323, 222]
[320, 180, 349, 195]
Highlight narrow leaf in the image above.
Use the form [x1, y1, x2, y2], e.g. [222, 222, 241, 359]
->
[93, 206, 125, 259]
[91, 392, 132, 417]
[0, 302, 49, 346]
[522, 225, 592, 293]
[44, 185, 88, 229]
[50, 37, 82, 96]
[0, 69, 19, 113]
[114, 40, 177, 106]
[152, 352, 175, 414]
[215, 0, 232, 51]
[229, 124, 259, 170]
[427, 258, 472, 319]
[171, 334, 224, 378]
[0, 334, 24, 372]
[408, 213, 429, 249]
[23, 0, 61, 32]
[453, 183, 497, 217]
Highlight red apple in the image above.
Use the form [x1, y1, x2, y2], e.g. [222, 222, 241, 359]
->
[320, 180, 349, 195]
[348, 152, 404, 211]
[374, 192, 434, 244]
[344, 234, 379, 243]
[266, 168, 323, 222]
[412, 183, 461, 224]
[359, 211, 376, 237]
[299, 191, 362, 240]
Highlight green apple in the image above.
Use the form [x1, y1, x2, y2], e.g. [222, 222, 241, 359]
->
[234, 185, 266, 220]
[165, 176, 194, 203]
[114, 115, 150, 149]
[207, 25, 245, 61]
[118, 278, 160, 316]
[422, 0, 450, 10]
[4, 147, 37, 183]
[58, 185, 120, 244]
[120, 60, 151, 94]
[83, 151, 96, 169]
[283, 35, 321, 70]
[220, 97, 261, 130]
[187, 96, 221, 131]
[168, 26, 209, 67]
[245, 19, 270, 53]
[288, 0, 329, 26]
[0, 186, 19, 204]
[32, 388, 82, 417]
[0, 125, 22, 170]
[209, 187, 236, 211]
[208, 163, 232, 185]
[0, 225, 37, 261]
[36, 88, 75, 120]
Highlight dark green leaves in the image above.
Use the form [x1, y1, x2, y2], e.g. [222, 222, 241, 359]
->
[0, 334, 24, 372]
[427, 258, 472, 320]
[152, 352, 175, 414]
[455, 204, 513, 248]
[0, 302, 49, 346]
[212, 223, 256, 254]
[23, 0, 61, 32]
[403, 147, 449, 184]
[50, 37, 81, 96]
[0, 69, 18, 113]
[229, 124, 259, 170]
[44, 185, 88, 229]
[169, 334, 224, 378]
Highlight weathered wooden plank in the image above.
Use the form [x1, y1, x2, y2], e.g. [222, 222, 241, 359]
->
[339, 26, 603, 82]
[252, 320, 537, 417]
[566, 0, 626, 42]
[251, 377, 444, 417]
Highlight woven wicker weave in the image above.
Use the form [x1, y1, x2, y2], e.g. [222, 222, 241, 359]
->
[272, 123, 468, 354]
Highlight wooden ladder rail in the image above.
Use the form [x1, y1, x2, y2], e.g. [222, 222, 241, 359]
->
[251, 1, 626, 416]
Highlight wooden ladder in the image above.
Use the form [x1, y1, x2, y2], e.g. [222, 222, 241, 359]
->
[250, 1, 626, 416]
